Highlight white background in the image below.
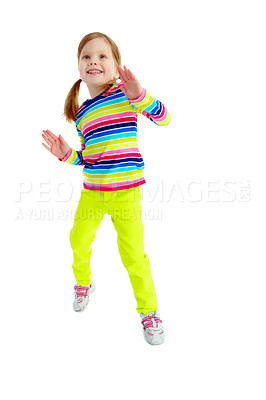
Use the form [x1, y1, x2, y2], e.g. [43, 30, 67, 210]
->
[1, 0, 266, 399]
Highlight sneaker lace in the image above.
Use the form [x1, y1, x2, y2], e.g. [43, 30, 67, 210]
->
[141, 313, 162, 330]
[75, 286, 89, 299]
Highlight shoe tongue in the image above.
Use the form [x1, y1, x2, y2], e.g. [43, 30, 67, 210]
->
[146, 312, 155, 317]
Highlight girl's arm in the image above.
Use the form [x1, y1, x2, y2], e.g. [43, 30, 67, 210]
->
[128, 88, 171, 126]
[58, 126, 85, 166]
[118, 65, 171, 126]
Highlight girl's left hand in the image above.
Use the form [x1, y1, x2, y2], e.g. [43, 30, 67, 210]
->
[118, 65, 143, 100]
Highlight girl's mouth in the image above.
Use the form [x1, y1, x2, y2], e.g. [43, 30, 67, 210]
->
[87, 70, 103, 74]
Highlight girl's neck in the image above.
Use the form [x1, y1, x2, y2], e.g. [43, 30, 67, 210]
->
[88, 85, 105, 99]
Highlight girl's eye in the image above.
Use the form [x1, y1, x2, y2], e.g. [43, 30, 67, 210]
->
[83, 55, 106, 59]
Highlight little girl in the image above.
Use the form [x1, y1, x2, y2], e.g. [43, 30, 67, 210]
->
[42, 32, 171, 345]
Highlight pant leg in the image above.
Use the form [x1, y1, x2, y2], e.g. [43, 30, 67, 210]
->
[69, 189, 105, 285]
[107, 186, 157, 314]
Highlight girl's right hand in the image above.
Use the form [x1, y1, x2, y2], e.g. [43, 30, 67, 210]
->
[42, 130, 71, 159]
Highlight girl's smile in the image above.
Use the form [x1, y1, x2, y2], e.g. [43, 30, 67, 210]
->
[87, 69, 103, 74]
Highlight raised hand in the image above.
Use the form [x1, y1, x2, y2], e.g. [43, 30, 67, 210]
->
[117, 65, 143, 100]
[42, 130, 71, 159]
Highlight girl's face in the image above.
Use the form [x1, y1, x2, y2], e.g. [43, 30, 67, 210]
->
[78, 37, 119, 98]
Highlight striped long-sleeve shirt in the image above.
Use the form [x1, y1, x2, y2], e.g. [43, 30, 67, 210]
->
[59, 82, 171, 191]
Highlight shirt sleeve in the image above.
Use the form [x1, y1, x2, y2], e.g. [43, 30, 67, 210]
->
[58, 124, 85, 165]
[128, 88, 171, 126]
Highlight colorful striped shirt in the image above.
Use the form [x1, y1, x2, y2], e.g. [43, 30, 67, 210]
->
[59, 82, 171, 191]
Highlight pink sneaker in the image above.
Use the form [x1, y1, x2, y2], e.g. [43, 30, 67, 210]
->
[140, 311, 165, 345]
[73, 281, 96, 311]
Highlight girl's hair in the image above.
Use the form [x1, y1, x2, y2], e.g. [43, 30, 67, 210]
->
[62, 32, 121, 124]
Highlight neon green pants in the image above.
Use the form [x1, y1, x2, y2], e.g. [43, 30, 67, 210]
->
[69, 185, 157, 314]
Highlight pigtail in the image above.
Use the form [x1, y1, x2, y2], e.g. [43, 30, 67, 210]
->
[62, 78, 82, 124]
